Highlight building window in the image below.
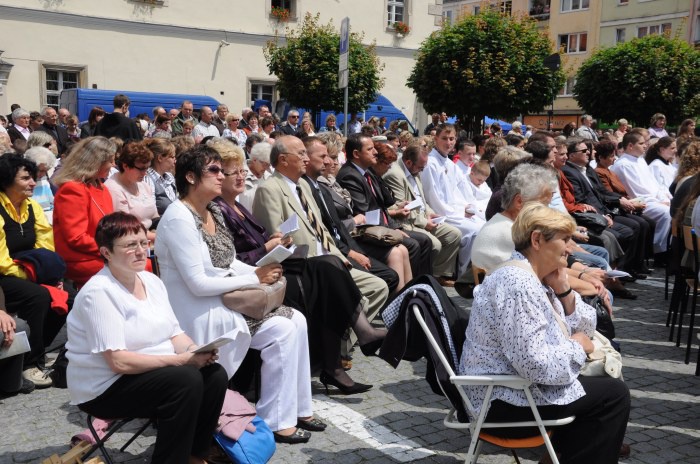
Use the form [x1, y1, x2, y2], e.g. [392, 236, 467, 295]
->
[498, 1, 513, 15]
[559, 32, 588, 54]
[560, 0, 589, 12]
[42, 65, 84, 109]
[270, 0, 296, 20]
[637, 23, 672, 38]
[530, 0, 551, 18]
[474, 6, 480, 14]
[249, 81, 276, 108]
[618, 0, 629, 4]
[558, 76, 577, 97]
[442, 9, 453, 26]
[387, 0, 406, 27]
[616, 28, 626, 44]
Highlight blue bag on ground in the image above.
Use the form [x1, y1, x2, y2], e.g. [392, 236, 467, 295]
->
[214, 416, 276, 464]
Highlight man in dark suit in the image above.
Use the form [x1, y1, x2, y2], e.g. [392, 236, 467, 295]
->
[561, 137, 648, 277]
[336, 133, 433, 277]
[301, 136, 399, 293]
[279, 110, 300, 136]
[34, 107, 69, 156]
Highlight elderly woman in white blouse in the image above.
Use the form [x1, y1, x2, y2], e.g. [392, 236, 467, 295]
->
[460, 203, 630, 463]
[66, 212, 227, 464]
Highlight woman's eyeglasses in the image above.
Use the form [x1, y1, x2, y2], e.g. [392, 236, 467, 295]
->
[223, 169, 247, 178]
[117, 240, 151, 253]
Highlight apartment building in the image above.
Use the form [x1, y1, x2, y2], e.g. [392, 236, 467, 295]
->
[0, 0, 442, 127]
[440, 1, 697, 128]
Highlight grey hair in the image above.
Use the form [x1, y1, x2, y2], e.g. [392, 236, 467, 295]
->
[501, 163, 558, 210]
[12, 108, 29, 122]
[250, 142, 272, 163]
[24, 146, 57, 169]
[26, 131, 55, 149]
[270, 137, 293, 167]
[41, 106, 55, 117]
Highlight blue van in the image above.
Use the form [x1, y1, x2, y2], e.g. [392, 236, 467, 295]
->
[60, 88, 220, 121]
[273, 94, 417, 135]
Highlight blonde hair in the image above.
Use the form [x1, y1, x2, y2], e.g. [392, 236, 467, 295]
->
[471, 160, 491, 177]
[317, 132, 344, 157]
[53, 137, 117, 186]
[511, 203, 576, 252]
[207, 138, 244, 165]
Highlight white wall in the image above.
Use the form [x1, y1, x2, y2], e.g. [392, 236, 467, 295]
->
[0, 0, 438, 125]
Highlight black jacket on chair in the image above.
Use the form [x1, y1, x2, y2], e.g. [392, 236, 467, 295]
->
[378, 275, 470, 422]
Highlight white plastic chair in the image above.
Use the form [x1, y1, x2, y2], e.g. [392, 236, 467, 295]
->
[411, 304, 575, 464]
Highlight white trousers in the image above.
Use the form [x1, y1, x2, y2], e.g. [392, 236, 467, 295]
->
[643, 202, 671, 253]
[250, 310, 312, 431]
[447, 216, 485, 282]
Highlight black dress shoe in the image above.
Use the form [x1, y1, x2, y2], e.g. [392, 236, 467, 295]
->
[319, 371, 373, 395]
[629, 271, 647, 280]
[611, 287, 637, 300]
[359, 338, 383, 357]
[454, 282, 475, 299]
[273, 428, 311, 444]
[297, 417, 327, 432]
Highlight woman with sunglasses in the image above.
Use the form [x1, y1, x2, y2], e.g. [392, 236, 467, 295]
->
[222, 113, 247, 147]
[156, 145, 323, 444]
[105, 142, 159, 241]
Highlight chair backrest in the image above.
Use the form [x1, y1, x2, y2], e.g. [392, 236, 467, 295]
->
[411, 304, 477, 419]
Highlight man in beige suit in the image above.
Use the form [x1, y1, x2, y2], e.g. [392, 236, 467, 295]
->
[252, 136, 389, 354]
[383, 143, 461, 286]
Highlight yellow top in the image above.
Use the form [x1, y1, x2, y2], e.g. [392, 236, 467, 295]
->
[0, 191, 55, 279]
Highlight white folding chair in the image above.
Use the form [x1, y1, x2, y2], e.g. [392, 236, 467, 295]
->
[411, 304, 575, 464]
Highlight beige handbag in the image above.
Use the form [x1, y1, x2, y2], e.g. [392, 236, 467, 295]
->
[353, 225, 403, 246]
[222, 277, 287, 320]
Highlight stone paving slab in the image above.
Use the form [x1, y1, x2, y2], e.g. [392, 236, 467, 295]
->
[1, 270, 699, 463]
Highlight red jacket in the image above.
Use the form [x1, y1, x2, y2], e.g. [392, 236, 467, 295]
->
[53, 181, 114, 286]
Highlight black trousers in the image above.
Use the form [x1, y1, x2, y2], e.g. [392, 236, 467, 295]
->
[0, 276, 59, 366]
[486, 376, 630, 464]
[613, 214, 649, 271]
[0, 318, 29, 393]
[79, 364, 228, 464]
[403, 230, 434, 277]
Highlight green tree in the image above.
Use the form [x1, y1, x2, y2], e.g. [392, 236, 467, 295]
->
[407, 9, 563, 131]
[264, 13, 384, 114]
[574, 35, 700, 125]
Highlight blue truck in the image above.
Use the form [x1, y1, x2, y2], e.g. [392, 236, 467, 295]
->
[59, 88, 220, 121]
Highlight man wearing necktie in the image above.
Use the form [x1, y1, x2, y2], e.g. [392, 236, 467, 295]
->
[301, 137, 400, 293]
[336, 134, 433, 278]
[252, 136, 389, 334]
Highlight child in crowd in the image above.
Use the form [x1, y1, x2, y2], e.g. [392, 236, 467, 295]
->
[468, 161, 492, 221]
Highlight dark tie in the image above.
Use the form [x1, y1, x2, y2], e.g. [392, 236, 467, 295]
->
[364, 172, 389, 224]
[296, 185, 332, 253]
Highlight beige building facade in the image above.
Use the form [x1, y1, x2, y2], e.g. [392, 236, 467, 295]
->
[0, 0, 441, 127]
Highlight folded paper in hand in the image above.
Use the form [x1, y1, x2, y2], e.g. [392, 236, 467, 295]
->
[0, 331, 30, 360]
[432, 216, 446, 225]
[279, 214, 299, 239]
[256, 244, 295, 266]
[605, 270, 632, 279]
[193, 329, 243, 354]
[404, 199, 423, 211]
[365, 209, 381, 226]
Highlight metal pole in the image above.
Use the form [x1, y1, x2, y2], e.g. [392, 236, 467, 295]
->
[343, 86, 348, 138]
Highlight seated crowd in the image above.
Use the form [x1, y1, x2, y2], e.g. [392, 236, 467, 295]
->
[1, 97, 694, 462]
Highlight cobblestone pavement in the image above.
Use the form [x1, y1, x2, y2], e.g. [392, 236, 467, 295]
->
[1, 270, 699, 463]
